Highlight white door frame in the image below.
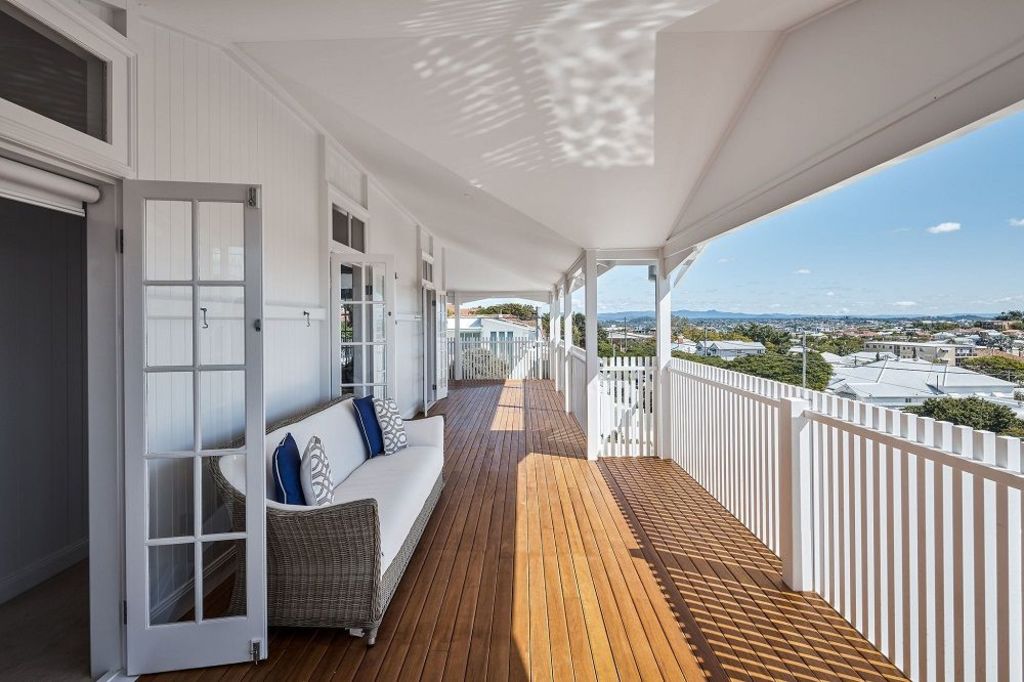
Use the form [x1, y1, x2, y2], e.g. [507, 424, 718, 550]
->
[328, 248, 396, 401]
[122, 180, 267, 675]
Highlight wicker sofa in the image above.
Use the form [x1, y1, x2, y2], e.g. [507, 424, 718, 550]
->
[213, 398, 445, 645]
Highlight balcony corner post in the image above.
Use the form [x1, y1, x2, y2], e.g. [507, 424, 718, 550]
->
[654, 257, 672, 459]
[584, 249, 600, 460]
[780, 396, 813, 591]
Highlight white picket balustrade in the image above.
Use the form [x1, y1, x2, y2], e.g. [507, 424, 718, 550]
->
[447, 339, 550, 380]
[598, 356, 656, 457]
[667, 357, 1024, 682]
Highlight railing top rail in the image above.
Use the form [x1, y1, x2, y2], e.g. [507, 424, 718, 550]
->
[670, 367, 781, 407]
[805, 409, 1024, 487]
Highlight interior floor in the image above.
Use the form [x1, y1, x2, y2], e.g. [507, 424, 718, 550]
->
[0, 560, 90, 681]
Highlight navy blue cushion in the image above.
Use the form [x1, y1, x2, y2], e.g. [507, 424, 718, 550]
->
[272, 433, 306, 505]
[353, 395, 384, 458]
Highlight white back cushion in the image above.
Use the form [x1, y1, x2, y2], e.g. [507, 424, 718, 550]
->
[261, 399, 367, 498]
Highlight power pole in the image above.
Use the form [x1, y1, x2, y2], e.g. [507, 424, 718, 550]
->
[802, 331, 808, 388]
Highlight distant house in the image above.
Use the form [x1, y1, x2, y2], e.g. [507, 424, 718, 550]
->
[828, 358, 1018, 407]
[447, 316, 537, 342]
[862, 340, 974, 366]
[672, 338, 699, 354]
[697, 340, 766, 360]
[840, 350, 899, 366]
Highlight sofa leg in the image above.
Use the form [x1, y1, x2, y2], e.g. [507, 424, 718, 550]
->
[367, 628, 378, 647]
[348, 628, 364, 638]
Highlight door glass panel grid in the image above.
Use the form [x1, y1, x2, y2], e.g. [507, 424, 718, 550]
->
[336, 260, 390, 399]
[142, 197, 250, 628]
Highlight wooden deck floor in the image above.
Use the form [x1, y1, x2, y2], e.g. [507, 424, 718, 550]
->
[149, 380, 904, 681]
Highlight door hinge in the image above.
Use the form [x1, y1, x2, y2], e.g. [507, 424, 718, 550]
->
[247, 186, 260, 209]
[122, 600, 127, 624]
[250, 639, 262, 664]
[116, 228, 124, 253]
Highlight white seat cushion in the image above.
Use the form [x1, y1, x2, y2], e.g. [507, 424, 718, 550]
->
[331, 445, 443, 572]
[263, 399, 367, 498]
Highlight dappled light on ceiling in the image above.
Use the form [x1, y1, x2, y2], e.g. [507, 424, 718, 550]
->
[403, 0, 717, 171]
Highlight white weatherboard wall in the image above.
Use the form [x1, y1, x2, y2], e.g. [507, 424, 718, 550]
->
[365, 180, 424, 419]
[134, 19, 323, 423]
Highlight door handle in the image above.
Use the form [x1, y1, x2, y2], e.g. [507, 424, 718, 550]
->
[200, 307, 209, 329]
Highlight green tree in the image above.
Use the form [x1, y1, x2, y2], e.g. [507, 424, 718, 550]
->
[906, 397, 1024, 437]
[729, 351, 833, 390]
[730, 323, 791, 352]
[566, 313, 613, 355]
[671, 350, 832, 390]
[961, 356, 1024, 383]
[472, 303, 537, 320]
[996, 310, 1024, 321]
[810, 335, 864, 356]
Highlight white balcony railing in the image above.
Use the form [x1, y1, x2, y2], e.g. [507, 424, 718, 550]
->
[448, 338, 550, 381]
[668, 357, 1024, 682]
[598, 356, 656, 457]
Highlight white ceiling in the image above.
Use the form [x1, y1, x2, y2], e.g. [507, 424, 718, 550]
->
[139, 0, 1024, 293]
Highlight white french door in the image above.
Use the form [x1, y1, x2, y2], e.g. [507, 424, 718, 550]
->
[123, 181, 266, 675]
[330, 251, 395, 400]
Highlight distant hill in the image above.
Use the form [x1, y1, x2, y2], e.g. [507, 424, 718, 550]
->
[596, 309, 998, 322]
[598, 309, 807, 322]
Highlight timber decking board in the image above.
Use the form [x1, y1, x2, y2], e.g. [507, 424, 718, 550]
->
[145, 380, 903, 682]
[599, 457, 907, 682]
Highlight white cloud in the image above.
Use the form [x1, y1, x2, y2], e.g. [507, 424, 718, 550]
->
[717, 257, 732, 264]
[769, 303, 782, 308]
[1009, 218, 1024, 227]
[793, 268, 812, 275]
[893, 301, 918, 307]
[826, 291, 835, 297]
[926, 221, 961, 234]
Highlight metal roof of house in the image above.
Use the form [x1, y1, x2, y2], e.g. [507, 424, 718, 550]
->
[705, 340, 765, 351]
[829, 359, 1016, 401]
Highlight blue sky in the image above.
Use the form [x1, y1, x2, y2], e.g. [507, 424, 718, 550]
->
[581, 106, 1024, 316]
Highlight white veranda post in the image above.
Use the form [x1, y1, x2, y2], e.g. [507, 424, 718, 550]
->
[453, 294, 462, 381]
[655, 258, 672, 459]
[584, 249, 600, 461]
[550, 288, 561, 390]
[562, 277, 572, 414]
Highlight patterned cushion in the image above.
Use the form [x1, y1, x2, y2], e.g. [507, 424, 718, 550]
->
[300, 435, 335, 506]
[373, 398, 408, 455]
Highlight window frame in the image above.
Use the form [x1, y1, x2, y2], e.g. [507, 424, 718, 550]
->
[0, 0, 133, 178]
